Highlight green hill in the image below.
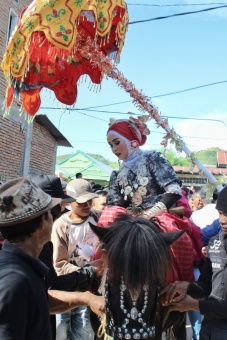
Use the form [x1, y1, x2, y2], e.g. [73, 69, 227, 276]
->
[88, 153, 119, 169]
[57, 147, 220, 169]
[195, 147, 219, 166]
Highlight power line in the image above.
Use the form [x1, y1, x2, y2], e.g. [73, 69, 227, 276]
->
[128, 3, 227, 7]
[40, 106, 227, 129]
[60, 80, 227, 110]
[40, 80, 227, 111]
[150, 81, 227, 99]
[129, 5, 227, 24]
[66, 132, 227, 142]
[70, 108, 227, 128]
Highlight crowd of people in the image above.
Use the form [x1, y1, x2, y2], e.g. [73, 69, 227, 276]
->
[0, 116, 226, 340]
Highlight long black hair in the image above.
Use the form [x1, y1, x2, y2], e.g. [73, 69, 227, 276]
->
[102, 215, 171, 292]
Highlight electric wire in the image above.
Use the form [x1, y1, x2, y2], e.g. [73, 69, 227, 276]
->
[129, 4, 227, 24]
[41, 80, 227, 111]
[127, 3, 227, 7]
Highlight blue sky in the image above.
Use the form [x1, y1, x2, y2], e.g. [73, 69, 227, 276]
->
[40, 1, 227, 162]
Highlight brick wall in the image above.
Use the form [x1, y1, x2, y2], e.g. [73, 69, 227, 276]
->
[0, 115, 24, 180]
[0, 2, 59, 180]
[0, 0, 31, 99]
[29, 121, 56, 174]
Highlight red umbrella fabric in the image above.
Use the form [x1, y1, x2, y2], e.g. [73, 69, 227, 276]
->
[1, 0, 129, 116]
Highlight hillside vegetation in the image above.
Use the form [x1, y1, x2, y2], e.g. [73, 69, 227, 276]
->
[57, 147, 220, 168]
[57, 153, 119, 169]
[195, 147, 219, 165]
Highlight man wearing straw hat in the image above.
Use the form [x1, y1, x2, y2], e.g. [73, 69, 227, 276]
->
[0, 177, 104, 340]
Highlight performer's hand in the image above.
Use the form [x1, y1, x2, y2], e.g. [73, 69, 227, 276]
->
[87, 292, 105, 318]
[167, 295, 199, 313]
[160, 281, 190, 305]
[140, 211, 151, 219]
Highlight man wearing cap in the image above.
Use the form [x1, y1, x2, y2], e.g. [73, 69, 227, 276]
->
[30, 175, 100, 292]
[51, 178, 101, 340]
[30, 174, 104, 340]
[161, 185, 227, 339]
[0, 177, 104, 340]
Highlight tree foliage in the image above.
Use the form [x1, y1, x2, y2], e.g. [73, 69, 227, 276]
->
[57, 147, 221, 169]
[158, 148, 190, 166]
[195, 147, 219, 166]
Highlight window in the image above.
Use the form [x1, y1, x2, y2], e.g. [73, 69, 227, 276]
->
[7, 9, 18, 43]
[182, 177, 207, 185]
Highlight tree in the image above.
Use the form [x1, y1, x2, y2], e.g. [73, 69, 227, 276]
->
[158, 148, 190, 166]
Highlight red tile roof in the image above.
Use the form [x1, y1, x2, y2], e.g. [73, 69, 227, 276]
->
[173, 166, 227, 175]
[217, 150, 227, 166]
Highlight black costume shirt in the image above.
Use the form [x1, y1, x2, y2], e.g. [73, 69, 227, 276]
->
[188, 232, 227, 338]
[0, 241, 51, 340]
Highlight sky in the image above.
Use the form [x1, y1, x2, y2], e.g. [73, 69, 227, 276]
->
[39, 0, 227, 162]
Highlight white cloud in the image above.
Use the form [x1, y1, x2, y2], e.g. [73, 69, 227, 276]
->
[174, 112, 227, 152]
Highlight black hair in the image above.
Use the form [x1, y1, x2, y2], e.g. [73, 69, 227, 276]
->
[92, 184, 102, 192]
[95, 190, 108, 196]
[0, 212, 49, 242]
[102, 214, 171, 291]
[50, 204, 61, 221]
[76, 173, 82, 178]
[212, 184, 226, 203]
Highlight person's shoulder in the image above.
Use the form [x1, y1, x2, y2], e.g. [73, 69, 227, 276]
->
[143, 150, 157, 156]
[141, 150, 158, 161]
[110, 170, 119, 177]
[0, 264, 31, 287]
[208, 232, 223, 246]
[143, 150, 167, 160]
[192, 204, 219, 220]
[200, 204, 216, 212]
[89, 209, 102, 222]
[53, 212, 71, 227]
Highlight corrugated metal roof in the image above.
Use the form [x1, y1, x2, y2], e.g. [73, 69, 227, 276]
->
[35, 114, 72, 147]
[58, 150, 114, 181]
[85, 153, 113, 174]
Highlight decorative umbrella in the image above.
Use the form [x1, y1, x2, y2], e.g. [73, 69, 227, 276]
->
[1, 0, 128, 116]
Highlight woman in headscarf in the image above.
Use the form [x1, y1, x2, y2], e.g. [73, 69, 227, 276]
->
[106, 116, 182, 218]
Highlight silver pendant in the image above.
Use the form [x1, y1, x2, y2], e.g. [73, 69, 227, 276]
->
[130, 307, 138, 320]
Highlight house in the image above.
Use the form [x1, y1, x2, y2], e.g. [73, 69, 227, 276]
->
[217, 150, 227, 168]
[0, 114, 72, 180]
[58, 150, 114, 186]
[173, 161, 227, 187]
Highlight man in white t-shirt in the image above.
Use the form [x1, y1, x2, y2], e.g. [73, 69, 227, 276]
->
[52, 179, 101, 340]
[191, 187, 224, 229]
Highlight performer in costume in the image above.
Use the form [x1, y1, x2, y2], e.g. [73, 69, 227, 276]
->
[106, 116, 182, 218]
